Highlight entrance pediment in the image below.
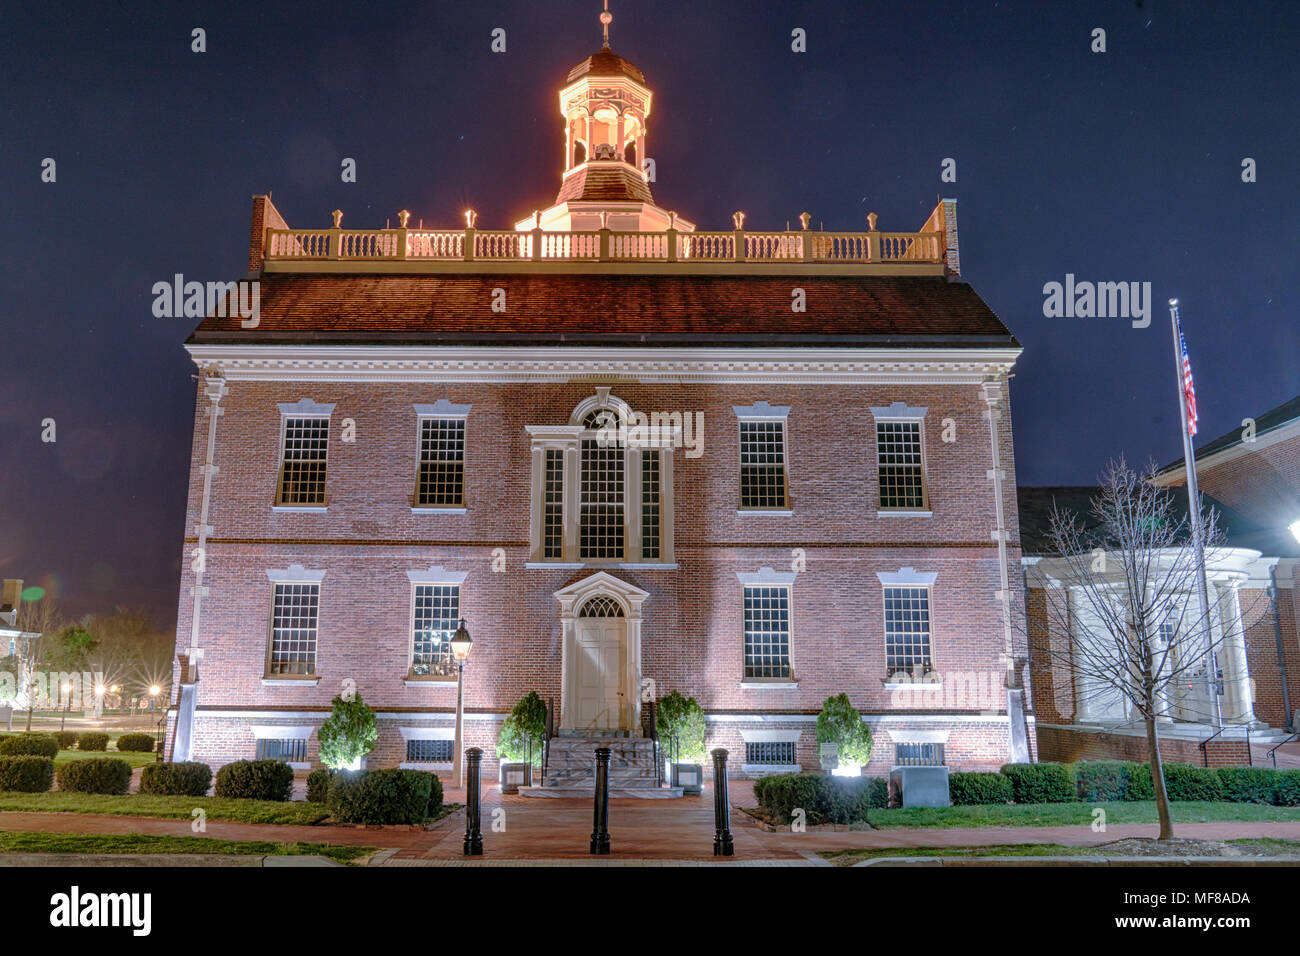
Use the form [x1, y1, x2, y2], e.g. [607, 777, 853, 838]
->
[554, 571, 649, 619]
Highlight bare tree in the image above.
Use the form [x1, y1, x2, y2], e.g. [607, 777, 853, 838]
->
[1026, 458, 1264, 840]
[14, 595, 65, 731]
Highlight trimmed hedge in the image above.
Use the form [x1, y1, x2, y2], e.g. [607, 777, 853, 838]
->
[54, 731, 78, 750]
[0, 734, 59, 758]
[0, 756, 55, 792]
[1274, 770, 1300, 807]
[213, 760, 293, 801]
[949, 771, 1013, 806]
[1072, 760, 1156, 802]
[76, 732, 109, 752]
[115, 733, 156, 753]
[327, 769, 435, 824]
[427, 771, 445, 816]
[140, 762, 213, 797]
[753, 772, 882, 825]
[1161, 762, 1224, 802]
[999, 762, 1075, 804]
[1217, 767, 1276, 805]
[56, 758, 133, 795]
[307, 768, 332, 803]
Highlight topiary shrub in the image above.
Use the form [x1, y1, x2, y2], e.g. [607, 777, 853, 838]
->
[317, 693, 378, 770]
[115, 733, 155, 753]
[427, 772, 444, 817]
[213, 759, 293, 801]
[307, 767, 333, 803]
[0, 733, 59, 758]
[139, 762, 212, 797]
[752, 772, 878, 825]
[1161, 762, 1223, 802]
[949, 771, 1014, 806]
[76, 732, 109, 752]
[865, 776, 889, 810]
[1217, 767, 1276, 805]
[54, 731, 78, 750]
[656, 691, 707, 764]
[815, 693, 873, 771]
[57, 758, 132, 795]
[1273, 770, 1300, 807]
[999, 762, 1075, 804]
[327, 769, 433, 824]
[497, 690, 548, 768]
[0, 756, 54, 792]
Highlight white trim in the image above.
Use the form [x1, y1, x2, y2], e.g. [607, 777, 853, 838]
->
[870, 401, 928, 420]
[885, 728, 950, 744]
[876, 567, 938, 586]
[413, 400, 472, 418]
[410, 507, 468, 515]
[401, 762, 453, 771]
[570, 390, 633, 427]
[883, 681, 944, 691]
[736, 567, 798, 587]
[877, 510, 932, 518]
[742, 764, 801, 774]
[738, 729, 801, 743]
[404, 679, 457, 688]
[733, 401, 791, 420]
[271, 505, 328, 513]
[406, 566, 469, 585]
[737, 509, 794, 517]
[260, 678, 320, 687]
[398, 726, 456, 741]
[739, 681, 800, 690]
[277, 398, 336, 416]
[266, 564, 325, 583]
[250, 724, 313, 739]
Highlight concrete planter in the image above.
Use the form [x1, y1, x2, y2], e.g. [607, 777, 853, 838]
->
[499, 762, 533, 793]
[888, 765, 950, 807]
[670, 762, 703, 795]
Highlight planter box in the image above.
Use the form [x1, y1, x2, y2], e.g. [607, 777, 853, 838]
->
[670, 762, 703, 795]
[888, 766, 950, 808]
[499, 762, 532, 793]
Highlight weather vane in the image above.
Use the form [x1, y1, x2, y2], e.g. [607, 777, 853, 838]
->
[600, 0, 612, 49]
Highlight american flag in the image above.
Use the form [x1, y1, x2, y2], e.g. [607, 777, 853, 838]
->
[1179, 326, 1198, 437]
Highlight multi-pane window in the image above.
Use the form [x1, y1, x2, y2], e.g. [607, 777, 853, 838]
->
[894, 742, 944, 766]
[268, 583, 319, 676]
[277, 417, 329, 505]
[884, 586, 932, 678]
[745, 740, 796, 765]
[412, 584, 460, 678]
[743, 586, 791, 679]
[256, 738, 307, 762]
[580, 429, 625, 560]
[406, 738, 454, 763]
[416, 418, 466, 506]
[542, 448, 564, 559]
[876, 421, 926, 510]
[641, 449, 661, 560]
[739, 420, 787, 508]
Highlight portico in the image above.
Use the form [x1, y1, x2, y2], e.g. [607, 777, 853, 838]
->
[554, 572, 648, 735]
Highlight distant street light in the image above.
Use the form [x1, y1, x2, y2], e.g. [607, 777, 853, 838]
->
[60, 682, 74, 732]
[148, 685, 163, 761]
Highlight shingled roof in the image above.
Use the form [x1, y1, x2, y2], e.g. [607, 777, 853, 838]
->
[556, 163, 654, 204]
[187, 273, 1019, 348]
[566, 48, 646, 85]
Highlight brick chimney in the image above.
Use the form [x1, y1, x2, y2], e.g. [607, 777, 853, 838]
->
[0, 579, 22, 627]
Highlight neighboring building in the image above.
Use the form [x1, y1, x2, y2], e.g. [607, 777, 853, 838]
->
[165, 15, 1031, 785]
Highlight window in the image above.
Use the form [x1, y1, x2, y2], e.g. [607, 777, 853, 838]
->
[876, 421, 926, 510]
[641, 449, 661, 559]
[412, 584, 460, 678]
[745, 740, 796, 765]
[543, 448, 564, 559]
[578, 596, 625, 618]
[406, 738, 454, 763]
[580, 418, 625, 559]
[416, 418, 465, 506]
[256, 738, 307, 762]
[268, 583, 318, 676]
[894, 742, 944, 766]
[277, 417, 329, 505]
[884, 586, 932, 678]
[743, 585, 791, 679]
[739, 420, 787, 508]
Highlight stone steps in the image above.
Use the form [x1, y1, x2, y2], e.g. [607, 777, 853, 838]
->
[524, 735, 679, 799]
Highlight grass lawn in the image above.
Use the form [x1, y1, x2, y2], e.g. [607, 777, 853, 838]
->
[53, 749, 158, 770]
[0, 791, 331, 824]
[0, 830, 375, 864]
[866, 801, 1300, 829]
[821, 837, 1300, 865]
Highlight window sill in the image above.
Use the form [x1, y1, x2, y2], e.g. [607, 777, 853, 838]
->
[272, 506, 327, 513]
[736, 509, 794, 516]
[411, 507, 467, 515]
[404, 679, 457, 688]
[742, 764, 802, 775]
[400, 762, 453, 772]
[884, 681, 943, 691]
[261, 678, 320, 687]
[739, 681, 799, 690]
[287, 762, 310, 772]
[876, 510, 932, 518]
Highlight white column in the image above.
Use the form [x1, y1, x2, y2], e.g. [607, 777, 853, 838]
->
[626, 445, 641, 560]
[563, 444, 581, 563]
[661, 448, 675, 562]
[1219, 582, 1256, 725]
[528, 444, 545, 562]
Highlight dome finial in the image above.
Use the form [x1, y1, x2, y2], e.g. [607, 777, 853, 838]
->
[599, 0, 612, 49]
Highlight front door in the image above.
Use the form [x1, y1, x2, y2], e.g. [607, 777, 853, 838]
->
[575, 618, 625, 731]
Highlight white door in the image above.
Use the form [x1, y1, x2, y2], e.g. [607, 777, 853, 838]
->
[576, 619, 625, 731]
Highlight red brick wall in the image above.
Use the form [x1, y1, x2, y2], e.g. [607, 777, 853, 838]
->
[1187, 431, 1300, 531]
[1036, 724, 1250, 767]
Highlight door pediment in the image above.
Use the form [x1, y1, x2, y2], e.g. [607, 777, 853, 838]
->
[554, 571, 649, 619]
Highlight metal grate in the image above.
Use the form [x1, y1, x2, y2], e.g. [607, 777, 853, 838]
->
[578, 596, 624, 618]
[268, 583, 318, 676]
[641, 449, 661, 560]
[884, 586, 932, 678]
[255, 738, 307, 762]
[739, 420, 787, 508]
[745, 740, 796, 765]
[406, 738, 454, 763]
[542, 448, 564, 559]
[743, 585, 791, 679]
[894, 742, 944, 766]
[580, 435, 625, 559]
[277, 417, 329, 505]
[876, 421, 926, 509]
[415, 418, 465, 506]
[412, 584, 459, 677]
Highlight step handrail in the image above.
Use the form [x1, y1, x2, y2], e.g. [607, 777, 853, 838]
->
[1267, 731, 1300, 768]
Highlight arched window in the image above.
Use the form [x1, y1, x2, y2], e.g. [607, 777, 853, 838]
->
[578, 596, 625, 618]
[624, 142, 636, 168]
[580, 406, 624, 559]
[573, 141, 587, 166]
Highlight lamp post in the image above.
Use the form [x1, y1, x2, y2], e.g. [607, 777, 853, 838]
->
[60, 682, 73, 732]
[149, 684, 162, 761]
[450, 619, 474, 789]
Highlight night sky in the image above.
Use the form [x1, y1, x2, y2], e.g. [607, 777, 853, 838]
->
[1, 0, 1296, 627]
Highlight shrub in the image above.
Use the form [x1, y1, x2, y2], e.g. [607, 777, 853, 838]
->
[656, 691, 707, 764]
[999, 762, 1075, 804]
[1217, 767, 1276, 805]
[949, 771, 1014, 806]
[427, 772, 444, 817]
[115, 733, 155, 753]
[865, 776, 889, 810]
[317, 693, 378, 770]
[307, 768, 333, 803]
[76, 732, 109, 752]
[815, 693, 873, 770]
[140, 762, 212, 797]
[1273, 770, 1300, 807]
[57, 758, 132, 795]
[327, 769, 433, 824]
[0, 733, 59, 758]
[0, 756, 54, 792]
[213, 760, 293, 801]
[752, 772, 878, 825]
[1123, 763, 1157, 801]
[1161, 762, 1223, 802]
[497, 691, 548, 767]
[54, 731, 78, 750]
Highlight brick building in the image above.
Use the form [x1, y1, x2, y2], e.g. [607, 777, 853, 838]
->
[165, 19, 1033, 788]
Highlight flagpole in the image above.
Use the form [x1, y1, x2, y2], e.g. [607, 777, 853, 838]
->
[1169, 298, 1221, 729]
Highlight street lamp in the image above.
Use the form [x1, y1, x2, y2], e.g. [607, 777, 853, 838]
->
[94, 684, 106, 721]
[60, 682, 73, 732]
[450, 619, 474, 789]
[149, 684, 163, 761]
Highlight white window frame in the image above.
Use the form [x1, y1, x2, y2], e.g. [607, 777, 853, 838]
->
[878, 568, 938, 685]
[273, 399, 335, 511]
[737, 568, 797, 686]
[734, 401, 792, 514]
[249, 724, 313, 770]
[262, 566, 325, 686]
[870, 402, 931, 516]
[411, 400, 471, 514]
[739, 728, 802, 774]
[406, 567, 467, 682]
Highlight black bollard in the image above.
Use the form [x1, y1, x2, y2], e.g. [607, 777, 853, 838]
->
[463, 746, 483, 856]
[712, 748, 734, 857]
[590, 746, 612, 855]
